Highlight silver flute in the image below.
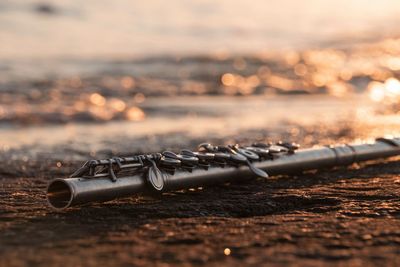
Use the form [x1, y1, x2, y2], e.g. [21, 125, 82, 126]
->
[46, 137, 400, 211]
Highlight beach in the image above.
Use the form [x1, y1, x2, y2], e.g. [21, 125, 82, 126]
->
[1, 1, 400, 266]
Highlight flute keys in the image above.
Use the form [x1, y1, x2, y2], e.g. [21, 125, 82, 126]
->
[229, 146, 268, 178]
[234, 148, 260, 161]
[214, 146, 246, 164]
[251, 141, 299, 154]
[181, 150, 214, 169]
[163, 151, 199, 165]
[277, 141, 300, 153]
[213, 152, 230, 161]
[159, 155, 181, 173]
[251, 143, 286, 153]
[180, 149, 196, 157]
[198, 143, 216, 152]
[160, 156, 181, 166]
[245, 160, 269, 178]
[252, 142, 272, 148]
[268, 145, 287, 153]
[147, 160, 166, 191]
[212, 152, 230, 167]
[244, 147, 270, 158]
[156, 141, 295, 181]
[191, 151, 215, 161]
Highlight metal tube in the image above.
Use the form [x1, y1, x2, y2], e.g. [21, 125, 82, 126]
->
[47, 176, 146, 210]
[47, 138, 400, 210]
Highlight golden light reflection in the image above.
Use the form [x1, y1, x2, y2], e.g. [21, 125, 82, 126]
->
[90, 93, 106, 106]
[284, 51, 300, 66]
[108, 98, 126, 112]
[121, 76, 135, 89]
[221, 73, 261, 95]
[368, 81, 385, 102]
[126, 107, 145, 121]
[385, 57, 400, 71]
[384, 78, 400, 96]
[267, 75, 294, 91]
[223, 248, 231, 256]
[221, 73, 235, 86]
[327, 82, 351, 97]
[311, 73, 327, 87]
[4, 36, 400, 125]
[368, 77, 400, 103]
[89, 106, 113, 121]
[370, 69, 391, 81]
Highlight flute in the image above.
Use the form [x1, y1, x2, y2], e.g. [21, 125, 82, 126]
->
[46, 137, 400, 211]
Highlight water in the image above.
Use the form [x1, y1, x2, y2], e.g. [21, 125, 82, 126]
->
[1, 95, 399, 152]
[1, 1, 400, 153]
[1, 0, 400, 60]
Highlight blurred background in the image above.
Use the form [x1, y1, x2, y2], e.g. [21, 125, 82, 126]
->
[1, 0, 400, 162]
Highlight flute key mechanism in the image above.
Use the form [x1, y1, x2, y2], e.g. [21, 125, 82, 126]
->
[146, 158, 166, 192]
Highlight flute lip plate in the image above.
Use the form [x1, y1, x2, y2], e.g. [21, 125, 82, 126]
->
[46, 178, 74, 211]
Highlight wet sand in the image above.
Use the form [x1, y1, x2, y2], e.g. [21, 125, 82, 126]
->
[1, 117, 400, 266]
[1, 156, 400, 266]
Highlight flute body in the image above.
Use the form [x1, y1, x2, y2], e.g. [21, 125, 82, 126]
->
[47, 137, 400, 210]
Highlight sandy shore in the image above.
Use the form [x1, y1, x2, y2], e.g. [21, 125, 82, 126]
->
[1, 118, 400, 266]
[1, 152, 400, 266]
